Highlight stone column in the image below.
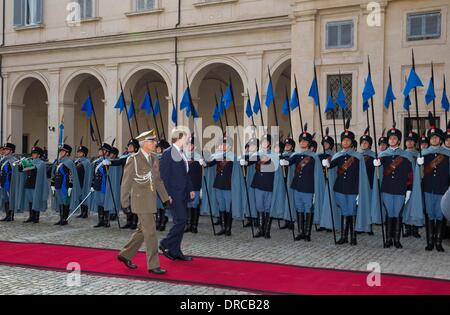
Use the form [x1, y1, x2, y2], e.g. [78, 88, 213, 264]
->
[8, 103, 24, 153]
[105, 64, 120, 149]
[48, 69, 61, 161]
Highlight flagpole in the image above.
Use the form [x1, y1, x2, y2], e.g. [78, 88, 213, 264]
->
[411, 49, 430, 246]
[431, 62, 436, 119]
[220, 87, 230, 128]
[185, 73, 216, 236]
[88, 90, 120, 228]
[294, 75, 304, 133]
[367, 57, 386, 247]
[144, 82, 161, 140]
[214, 94, 225, 135]
[314, 65, 337, 244]
[338, 71, 346, 127]
[267, 66, 280, 128]
[129, 89, 140, 136]
[445, 75, 448, 123]
[254, 80, 265, 128]
[119, 81, 134, 140]
[389, 68, 396, 126]
[227, 75, 256, 239]
[155, 88, 167, 140]
[330, 87, 339, 152]
[285, 87, 294, 137]
[171, 96, 178, 127]
[247, 89, 255, 127]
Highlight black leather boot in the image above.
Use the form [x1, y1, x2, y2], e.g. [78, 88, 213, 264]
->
[191, 207, 200, 234]
[54, 206, 64, 225]
[385, 218, 394, 248]
[425, 220, 435, 251]
[33, 211, 40, 224]
[412, 225, 421, 238]
[0, 210, 10, 222]
[337, 216, 349, 245]
[216, 212, 227, 236]
[94, 207, 105, 228]
[121, 212, 132, 229]
[109, 213, 117, 222]
[435, 220, 445, 253]
[350, 216, 357, 246]
[24, 203, 34, 223]
[394, 217, 403, 249]
[2, 203, 13, 222]
[255, 212, 265, 238]
[403, 224, 412, 238]
[159, 209, 169, 232]
[213, 216, 222, 226]
[304, 213, 313, 242]
[185, 208, 192, 233]
[225, 212, 233, 237]
[295, 213, 305, 241]
[264, 213, 272, 239]
[104, 211, 111, 228]
[61, 206, 69, 226]
[130, 214, 138, 230]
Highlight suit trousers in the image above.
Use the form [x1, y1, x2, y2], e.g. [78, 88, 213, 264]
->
[160, 198, 187, 256]
[119, 212, 160, 270]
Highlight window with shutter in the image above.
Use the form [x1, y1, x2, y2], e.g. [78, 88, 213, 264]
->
[326, 20, 354, 49]
[407, 11, 441, 41]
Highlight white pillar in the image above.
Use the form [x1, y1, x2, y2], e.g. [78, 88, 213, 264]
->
[8, 103, 24, 153]
[61, 102, 75, 147]
[105, 64, 120, 149]
[48, 69, 61, 161]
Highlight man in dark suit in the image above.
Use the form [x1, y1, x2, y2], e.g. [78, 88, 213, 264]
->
[159, 128, 196, 261]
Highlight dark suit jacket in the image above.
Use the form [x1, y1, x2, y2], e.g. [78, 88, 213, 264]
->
[160, 146, 193, 204]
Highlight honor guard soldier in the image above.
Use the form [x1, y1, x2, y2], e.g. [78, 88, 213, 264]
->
[155, 139, 171, 231]
[322, 120, 371, 246]
[51, 144, 81, 226]
[378, 130, 388, 152]
[403, 130, 421, 239]
[105, 145, 122, 222]
[360, 128, 375, 190]
[279, 137, 296, 230]
[444, 122, 450, 149]
[373, 127, 414, 249]
[309, 139, 318, 153]
[91, 143, 112, 228]
[417, 115, 450, 252]
[319, 128, 335, 161]
[0, 143, 17, 222]
[19, 145, 48, 224]
[185, 135, 203, 234]
[281, 127, 325, 242]
[75, 145, 91, 219]
[242, 138, 260, 229]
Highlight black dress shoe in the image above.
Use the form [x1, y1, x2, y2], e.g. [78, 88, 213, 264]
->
[117, 256, 138, 270]
[159, 245, 177, 261]
[149, 267, 167, 275]
[176, 254, 193, 262]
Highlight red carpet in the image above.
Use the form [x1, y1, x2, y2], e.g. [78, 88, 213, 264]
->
[0, 241, 449, 295]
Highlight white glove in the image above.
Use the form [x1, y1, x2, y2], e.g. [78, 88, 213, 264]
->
[68, 188, 72, 197]
[322, 159, 330, 168]
[102, 159, 112, 166]
[373, 159, 381, 167]
[405, 191, 412, 204]
[240, 159, 248, 167]
[416, 157, 425, 166]
[90, 187, 95, 193]
[356, 195, 359, 206]
[199, 159, 207, 167]
[51, 186, 56, 195]
[280, 159, 290, 167]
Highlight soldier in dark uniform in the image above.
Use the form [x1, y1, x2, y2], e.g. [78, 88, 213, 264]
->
[91, 143, 112, 228]
[378, 131, 388, 152]
[419, 134, 430, 151]
[319, 128, 335, 162]
[373, 127, 413, 249]
[185, 136, 203, 234]
[51, 144, 77, 226]
[309, 139, 318, 153]
[279, 137, 296, 230]
[417, 119, 449, 252]
[74, 145, 90, 219]
[0, 143, 17, 222]
[444, 122, 450, 149]
[360, 129, 375, 190]
[403, 130, 421, 238]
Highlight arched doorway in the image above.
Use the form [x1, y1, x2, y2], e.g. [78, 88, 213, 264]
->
[10, 76, 49, 154]
[63, 73, 105, 157]
[123, 69, 170, 142]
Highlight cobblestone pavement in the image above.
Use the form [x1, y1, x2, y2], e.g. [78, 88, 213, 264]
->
[0, 211, 449, 295]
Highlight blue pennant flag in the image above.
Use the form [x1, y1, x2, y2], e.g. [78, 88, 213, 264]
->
[362, 74, 376, 103]
[403, 94, 412, 111]
[223, 86, 233, 110]
[265, 79, 275, 108]
[282, 97, 290, 116]
[141, 91, 152, 116]
[188, 106, 199, 119]
[127, 98, 136, 119]
[308, 79, 319, 107]
[81, 96, 94, 118]
[290, 88, 299, 111]
[213, 104, 221, 122]
[337, 83, 347, 109]
[153, 94, 161, 117]
[425, 78, 436, 105]
[325, 95, 335, 113]
[246, 99, 253, 118]
[171, 103, 177, 125]
[384, 82, 397, 109]
[253, 90, 261, 114]
[403, 68, 423, 97]
[58, 122, 64, 146]
[442, 84, 449, 112]
[115, 92, 126, 114]
[363, 100, 370, 112]
[180, 88, 192, 112]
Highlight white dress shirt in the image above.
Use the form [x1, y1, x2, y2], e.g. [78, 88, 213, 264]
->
[173, 144, 189, 173]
